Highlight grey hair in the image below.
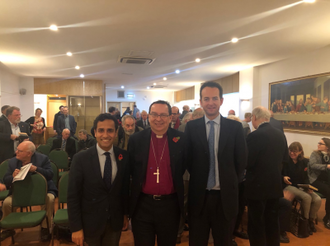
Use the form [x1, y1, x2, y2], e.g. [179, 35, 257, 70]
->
[182, 112, 193, 123]
[192, 108, 205, 119]
[122, 115, 135, 125]
[252, 106, 270, 121]
[6, 106, 20, 117]
[26, 141, 36, 154]
[227, 115, 242, 122]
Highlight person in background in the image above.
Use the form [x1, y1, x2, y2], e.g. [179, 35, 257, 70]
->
[0, 105, 10, 122]
[57, 106, 77, 137]
[77, 129, 96, 152]
[308, 138, 330, 229]
[53, 105, 64, 134]
[179, 105, 190, 121]
[241, 112, 251, 138]
[135, 110, 141, 121]
[191, 108, 204, 120]
[136, 110, 150, 129]
[269, 110, 284, 132]
[133, 104, 140, 118]
[283, 142, 321, 235]
[122, 107, 130, 117]
[170, 106, 181, 130]
[25, 108, 46, 147]
[109, 106, 116, 115]
[178, 112, 192, 133]
[51, 129, 76, 161]
[228, 109, 235, 116]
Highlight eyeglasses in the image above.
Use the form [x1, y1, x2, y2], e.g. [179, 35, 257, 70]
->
[289, 150, 299, 154]
[318, 142, 326, 145]
[171, 113, 179, 115]
[16, 149, 27, 153]
[149, 113, 169, 119]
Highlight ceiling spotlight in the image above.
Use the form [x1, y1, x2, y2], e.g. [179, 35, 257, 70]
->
[75, 65, 80, 70]
[147, 86, 150, 89]
[80, 74, 84, 78]
[153, 83, 156, 85]
[163, 77, 167, 81]
[195, 58, 201, 63]
[121, 86, 124, 89]
[49, 25, 58, 31]
[66, 52, 72, 56]
[304, 0, 315, 2]
[175, 69, 180, 74]
[231, 38, 239, 43]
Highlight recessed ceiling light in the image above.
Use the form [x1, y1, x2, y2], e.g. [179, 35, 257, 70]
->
[163, 77, 167, 81]
[175, 69, 180, 74]
[66, 52, 72, 56]
[75, 66, 80, 70]
[231, 38, 238, 43]
[80, 74, 84, 78]
[195, 58, 201, 63]
[304, 0, 315, 2]
[153, 83, 156, 85]
[121, 86, 124, 89]
[147, 86, 150, 89]
[49, 25, 58, 31]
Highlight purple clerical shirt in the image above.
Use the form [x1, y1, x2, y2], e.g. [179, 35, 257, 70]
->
[142, 131, 175, 195]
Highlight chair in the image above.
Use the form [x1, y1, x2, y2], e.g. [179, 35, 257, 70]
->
[0, 172, 48, 245]
[37, 144, 52, 156]
[49, 150, 69, 178]
[0, 160, 9, 201]
[50, 161, 59, 188]
[51, 171, 69, 246]
[46, 137, 56, 146]
[70, 137, 79, 152]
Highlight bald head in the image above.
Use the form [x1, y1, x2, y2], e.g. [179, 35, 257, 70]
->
[228, 110, 235, 116]
[183, 105, 190, 112]
[62, 129, 70, 140]
[16, 141, 35, 163]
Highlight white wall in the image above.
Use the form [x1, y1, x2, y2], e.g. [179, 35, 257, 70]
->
[255, 45, 330, 156]
[105, 88, 174, 113]
[19, 77, 34, 121]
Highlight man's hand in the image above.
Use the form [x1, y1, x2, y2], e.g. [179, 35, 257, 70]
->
[12, 169, 20, 178]
[283, 176, 292, 185]
[122, 215, 129, 230]
[10, 134, 17, 140]
[72, 229, 84, 246]
[29, 165, 37, 172]
[0, 183, 6, 191]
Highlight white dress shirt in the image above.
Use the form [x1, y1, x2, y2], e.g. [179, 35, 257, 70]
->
[96, 144, 118, 184]
[10, 121, 20, 151]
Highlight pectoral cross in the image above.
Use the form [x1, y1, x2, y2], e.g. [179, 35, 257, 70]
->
[153, 167, 160, 183]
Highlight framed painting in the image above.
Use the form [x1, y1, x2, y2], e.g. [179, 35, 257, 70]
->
[269, 72, 330, 135]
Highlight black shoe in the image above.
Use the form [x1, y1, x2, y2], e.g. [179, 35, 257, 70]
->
[176, 236, 181, 244]
[309, 219, 316, 233]
[323, 215, 328, 224]
[325, 220, 330, 230]
[280, 232, 290, 243]
[40, 228, 51, 242]
[0, 230, 15, 242]
[232, 239, 237, 246]
[233, 230, 249, 239]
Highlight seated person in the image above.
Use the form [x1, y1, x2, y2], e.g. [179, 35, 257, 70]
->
[2, 141, 58, 241]
[279, 190, 295, 243]
[50, 128, 76, 160]
[77, 129, 96, 151]
[283, 142, 321, 233]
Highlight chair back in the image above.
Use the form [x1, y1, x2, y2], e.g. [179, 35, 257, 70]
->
[50, 161, 59, 187]
[49, 150, 68, 170]
[58, 171, 69, 205]
[0, 160, 9, 180]
[12, 172, 47, 207]
[70, 137, 79, 152]
[37, 144, 52, 156]
[46, 137, 56, 146]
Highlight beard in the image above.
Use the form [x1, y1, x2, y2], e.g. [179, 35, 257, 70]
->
[124, 128, 135, 136]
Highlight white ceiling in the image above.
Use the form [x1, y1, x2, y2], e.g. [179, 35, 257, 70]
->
[1, 0, 330, 92]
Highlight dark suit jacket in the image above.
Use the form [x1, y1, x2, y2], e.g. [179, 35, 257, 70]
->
[67, 145, 129, 237]
[57, 114, 77, 136]
[127, 127, 186, 218]
[185, 115, 247, 221]
[136, 119, 150, 129]
[269, 117, 284, 132]
[0, 120, 31, 163]
[0, 115, 7, 122]
[3, 152, 58, 196]
[245, 123, 288, 200]
[53, 111, 62, 131]
[51, 137, 76, 160]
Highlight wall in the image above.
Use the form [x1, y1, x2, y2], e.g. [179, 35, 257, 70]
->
[105, 88, 174, 113]
[255, 45, 330, 156]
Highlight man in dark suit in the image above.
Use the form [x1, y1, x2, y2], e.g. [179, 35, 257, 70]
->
[0, 105, 10, 122]
[185, 81, 247, 246]
[2, 141, 58, 241]
[68, 114, 129, 246]
[0, 106, 31, 164]
[57, 106, 77, 137]
[53, 105, 64, 134]
[136, 110, 150, 129]
[50, 129, 76, 160]
[246, 106, 288, 246]
[269, 110, 284, 132]
[128, 100, 186, 246]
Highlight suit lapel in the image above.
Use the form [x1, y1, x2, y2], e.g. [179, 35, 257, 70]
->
[167, 129, 177, 180]
[110, 147, 122, 192]
[141, 129, 151, 181]
[218, 116, 230, 158]
[196, 117, 209, 154]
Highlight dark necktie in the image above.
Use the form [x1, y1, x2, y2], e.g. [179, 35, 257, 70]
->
[103, 152, 112, 189]
[207, 121, 216, 189]
[61, 139, 66, 151]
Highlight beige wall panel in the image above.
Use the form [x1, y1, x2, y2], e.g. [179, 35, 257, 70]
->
[175, 86, 194, 102]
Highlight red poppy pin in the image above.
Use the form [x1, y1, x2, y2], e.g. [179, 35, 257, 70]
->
[118, 154, 123, 161]
[173, 137, 180, 143]
[304, 167, 307, 172]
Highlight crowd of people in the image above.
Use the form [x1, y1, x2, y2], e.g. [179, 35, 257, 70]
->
[0, 81, 329, 246]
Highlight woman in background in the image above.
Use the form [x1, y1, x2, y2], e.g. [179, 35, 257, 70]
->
[25, 108, 46, 147]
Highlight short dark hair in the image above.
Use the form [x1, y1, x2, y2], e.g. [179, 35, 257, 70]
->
[59, 105, 64, 110]
[108, 107, 116, 113]
[1, 105, 10, 113]
[6, 106, 20, 117]
[200, 81, 223, 99]
[93, 113, 118, 131]
[78, 129, 88, 135]
[149, 100, 172, 115]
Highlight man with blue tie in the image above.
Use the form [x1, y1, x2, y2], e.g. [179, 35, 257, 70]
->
[68, 114, 129, 246]
[185, 81, 247, 246]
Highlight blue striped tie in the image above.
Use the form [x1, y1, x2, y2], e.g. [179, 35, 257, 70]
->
[207, 121, 216, 190]
[103, 152, 112, 189]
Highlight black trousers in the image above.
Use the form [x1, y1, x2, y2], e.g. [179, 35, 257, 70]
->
[278, 197, 292, 233]
[234, 181, 247, 232]
[84, 221, 121, 246]
[312, 178, 330, 217]
[248, 198, 280, 246]
[131, 193, 180, 246]
[189, 190, 234, 246]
